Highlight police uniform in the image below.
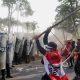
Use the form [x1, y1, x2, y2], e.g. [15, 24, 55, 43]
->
[0, 32, 7, 80]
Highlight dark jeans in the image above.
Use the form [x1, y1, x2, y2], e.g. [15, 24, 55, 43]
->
[74, 61, 80, 77]
[41, 73, 51, 80]
[67, 56, 73, 67]
[69, 56, 74, 67]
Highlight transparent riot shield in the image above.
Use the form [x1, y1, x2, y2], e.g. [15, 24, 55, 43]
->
[0, 33, 7, 70]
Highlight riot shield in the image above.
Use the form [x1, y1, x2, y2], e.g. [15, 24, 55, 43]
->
[0, 33, 7, 70]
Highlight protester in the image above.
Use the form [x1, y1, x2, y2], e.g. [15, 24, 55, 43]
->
[72, 49, 78, 63]
[76, 39, 80, 52]
[73, 39, 80, 79]
[35, 28, 68, 80]
[69, 40, 75, 67]
[62, 40, 72, 68]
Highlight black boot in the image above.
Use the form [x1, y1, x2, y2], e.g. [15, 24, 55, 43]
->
[1, 69, 6, 80]
[26, 55, 30, 63]
[6, 63, 13, 78]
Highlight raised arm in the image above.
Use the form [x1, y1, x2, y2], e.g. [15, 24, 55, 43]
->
[43, 28, 51, 45]
[35, 28, 51, 55]
[36, 39, 46, 55]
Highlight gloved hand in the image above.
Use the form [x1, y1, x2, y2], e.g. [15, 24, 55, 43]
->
[46, 27, 52, 32]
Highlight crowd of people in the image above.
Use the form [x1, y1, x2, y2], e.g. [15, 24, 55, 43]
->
[0, 28, 80, 80]
[62, 39, 80, 80]
[34, 27, 80, 80]
[0, 32, 36, 80]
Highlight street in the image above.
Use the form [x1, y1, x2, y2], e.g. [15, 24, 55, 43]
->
[4, 60, 75, 80]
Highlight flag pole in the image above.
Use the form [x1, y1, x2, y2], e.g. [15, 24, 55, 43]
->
[34, 7, 80, 38]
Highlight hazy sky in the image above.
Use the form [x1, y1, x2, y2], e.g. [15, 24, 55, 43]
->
[27, 0, 59, 31]
[0, 0, 59, 32]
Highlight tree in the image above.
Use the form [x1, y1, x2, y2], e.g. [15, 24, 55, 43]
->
[25, 21, 38, 35]
[55, 0, 80, 37]
[2, 0, 33, 16]
[1, 0, 33, 34]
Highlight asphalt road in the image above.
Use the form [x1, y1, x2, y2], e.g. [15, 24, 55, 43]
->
[4, 60, 75, 80]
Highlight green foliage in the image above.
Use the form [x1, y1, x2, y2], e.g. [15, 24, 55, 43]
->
[0, 0, 34, 32]
[55, 0, 80, 36]
[3, 0, 16, 4]
[25, 21, 37, 31]
[2, 0, 33, 16]
[0, 17, 21, 27]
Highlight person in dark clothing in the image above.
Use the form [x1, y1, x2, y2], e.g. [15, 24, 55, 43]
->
[62, 40, 71, 68]
[76, 39, 80, 52]
[1, 64, 13, 80]
[73, 39, 80, 80]
[6, 64, 13, 78]
[22, 39, 30, 63]
[69, 40, 75, 67]
[35, 28, 68, 80]
[22, 39, 27, 62]
[29, 40, 35, 61]
[41, 73, 51, 80]
[1, 69, 5, 80]
[73, 51, 80, 80]
[70, 40, 75, 52]
[14, 38, 21, 64]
